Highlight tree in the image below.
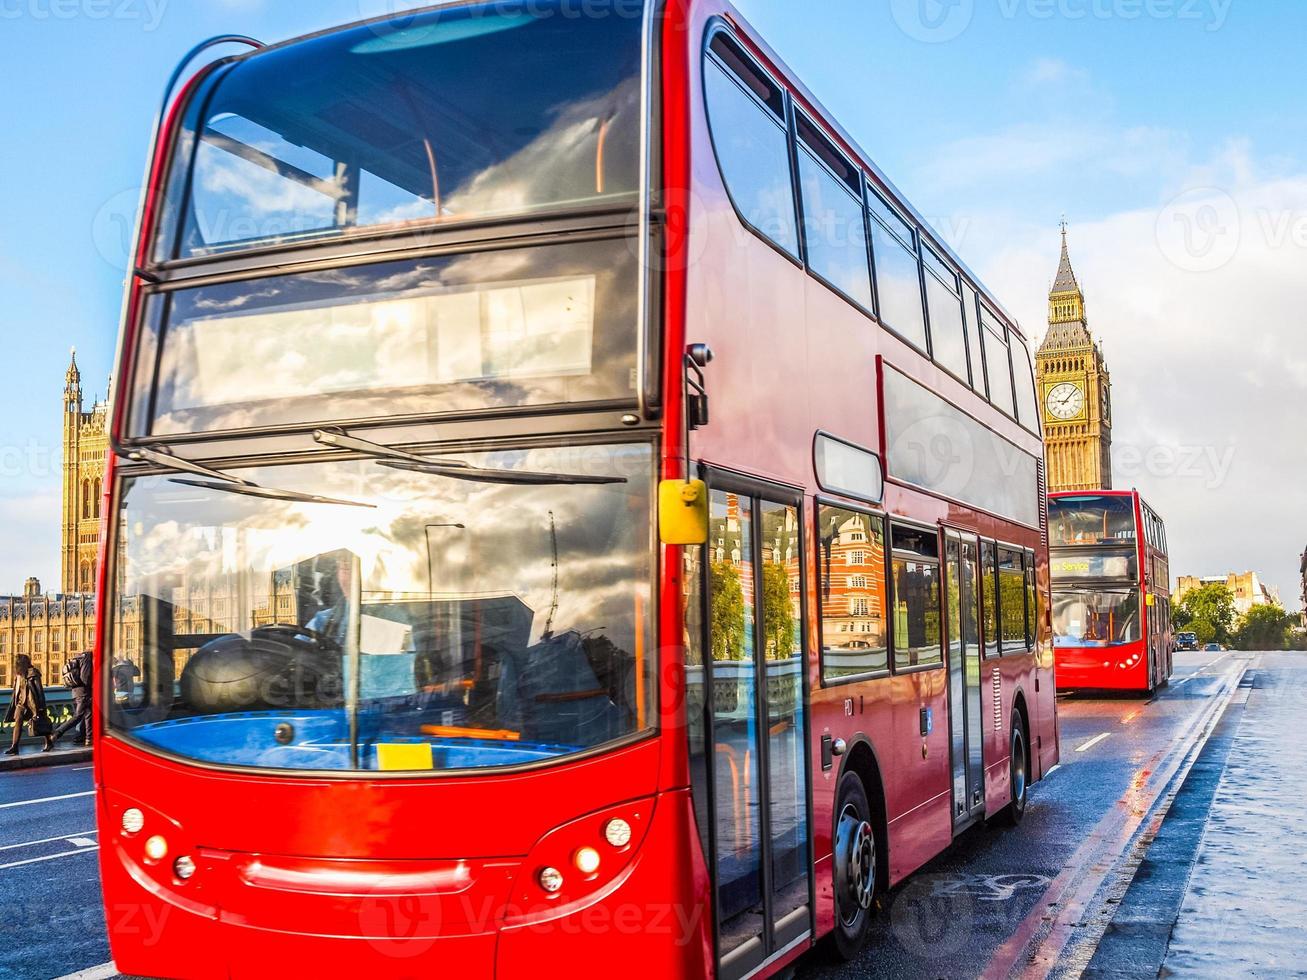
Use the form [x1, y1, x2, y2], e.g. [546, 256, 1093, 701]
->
[1232, 604, 1293, 651]
[761, 561, 797, 660]
[709, 560, 745, 662]
[1176, 584, 1235, 647]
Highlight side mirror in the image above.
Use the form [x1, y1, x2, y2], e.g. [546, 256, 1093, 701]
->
[659, 479, 708, 545]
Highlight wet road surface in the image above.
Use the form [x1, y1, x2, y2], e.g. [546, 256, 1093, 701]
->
[797, 647, 1250, 979]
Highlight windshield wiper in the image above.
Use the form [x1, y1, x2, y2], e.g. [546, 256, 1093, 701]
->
[314, 429, 627, 487]
[129, 445, 374, 508]
[129, 445, 251, 484]
[167, 478, 375, 508]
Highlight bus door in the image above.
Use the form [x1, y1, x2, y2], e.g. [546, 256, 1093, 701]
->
[687, 476, 812, 980]
[944, 529, 985, 829]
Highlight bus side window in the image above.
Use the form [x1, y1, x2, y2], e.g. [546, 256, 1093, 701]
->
[889, 524, 942, 671]
[704, 33, 801, 259]
[868, 188, 928, 354]
[981, 541, 1000, 658]
[795, 115, 874, 311]
[1014, 339, 1040, 434]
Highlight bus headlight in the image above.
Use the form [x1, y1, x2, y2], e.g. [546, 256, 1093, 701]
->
[144, 835, 168, 862]
[174, 855, 196, 881]
[603, 818, 632, 848]
[573, 847, 601, 875]
[538, 866, 564, 893]
[122, 808, 145, 835]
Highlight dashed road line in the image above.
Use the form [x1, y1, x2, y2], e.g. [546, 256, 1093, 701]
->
[0, 830, 97, 852]
[53, 963, 118, 980]
[0, 790, 94, 809]
[1076, 732, 1112, 753]
[0, 845, 99, 871]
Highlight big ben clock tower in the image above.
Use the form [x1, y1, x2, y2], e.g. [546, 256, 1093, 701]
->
[1035, 224, 1113, 493]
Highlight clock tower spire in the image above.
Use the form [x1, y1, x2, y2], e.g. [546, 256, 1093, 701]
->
[1035, 224, 1113, 493]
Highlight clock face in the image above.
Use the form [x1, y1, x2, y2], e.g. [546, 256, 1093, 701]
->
[1046, 382, 1086, 421]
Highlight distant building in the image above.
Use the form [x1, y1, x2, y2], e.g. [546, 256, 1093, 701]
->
[0, 353, 127, 689]
[1176, 572, 1281, 618]
[61, 349, 108, 594]
[0, 578, 97, 688]
[1035, 225, 1114, 494]
[1300, 549, 1306, 627]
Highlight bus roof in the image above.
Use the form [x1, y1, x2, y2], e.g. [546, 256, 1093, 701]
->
[192, 0, 1031, 343]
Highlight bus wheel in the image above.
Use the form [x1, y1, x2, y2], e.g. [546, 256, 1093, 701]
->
[830, 771, 876, 959]
[996, 718, 1028, 826]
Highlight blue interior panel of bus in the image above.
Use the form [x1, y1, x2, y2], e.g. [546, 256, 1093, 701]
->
[132, 711, 574, 771]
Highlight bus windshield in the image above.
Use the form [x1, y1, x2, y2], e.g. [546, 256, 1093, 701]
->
[157, 1, 644, 259]
[1048, 495, 1138, 547]
[106, 442, 654, 774]
[1052, 590, 1141, 648]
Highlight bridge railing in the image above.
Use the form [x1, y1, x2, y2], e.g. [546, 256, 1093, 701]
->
[1, 687, 82, 743]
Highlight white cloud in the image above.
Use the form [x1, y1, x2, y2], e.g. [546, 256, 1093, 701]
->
[0, 491, 60, 594]
[902, 58, 1307, 610]
[971, 157, 1307, 609]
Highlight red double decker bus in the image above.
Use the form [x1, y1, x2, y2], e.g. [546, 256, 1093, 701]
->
[96, 3, 1058, 977]
[1048, 490, 1173, 693]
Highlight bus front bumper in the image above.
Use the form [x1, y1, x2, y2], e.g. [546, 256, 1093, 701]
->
[1054, 644, 1150, 691]
[99, 786, 713, 979]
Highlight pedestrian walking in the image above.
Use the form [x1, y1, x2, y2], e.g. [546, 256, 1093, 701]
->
[3, 654, 53, 756]
[51, 649, 94, 748]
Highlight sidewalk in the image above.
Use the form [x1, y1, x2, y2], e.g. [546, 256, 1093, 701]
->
[1161, 654, 1307, 974]
[0, 738, 92, 772]
[1088, 653, 1307, 977]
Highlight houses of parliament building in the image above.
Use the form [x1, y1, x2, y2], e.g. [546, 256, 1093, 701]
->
[0, 353, 124, 688]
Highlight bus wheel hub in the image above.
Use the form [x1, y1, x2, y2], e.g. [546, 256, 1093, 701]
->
[836, 804, 875, 919]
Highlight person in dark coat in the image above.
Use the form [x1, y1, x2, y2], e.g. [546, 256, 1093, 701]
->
[4, 655, 50, 756]
[52, 649, 94, 748]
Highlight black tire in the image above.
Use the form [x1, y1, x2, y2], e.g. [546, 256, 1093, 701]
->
[829, 770, 877, 960]
[996, 716, 1029, 827]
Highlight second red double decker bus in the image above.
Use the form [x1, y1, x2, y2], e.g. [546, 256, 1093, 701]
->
[1048, 490, 1173, 693]
[95, 2, 1059, 977]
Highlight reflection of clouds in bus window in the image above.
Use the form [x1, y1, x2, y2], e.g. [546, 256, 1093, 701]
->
[441, 78, 641, 220]
[191, 115, 343, 244]
[150, 242, 637, 435]
[169, 8, 644, 258]
[119, 443, 650, 653]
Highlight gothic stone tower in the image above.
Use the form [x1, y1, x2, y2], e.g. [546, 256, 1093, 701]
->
[61, 350, 109, 595]
[1035, 227, 1113, 493]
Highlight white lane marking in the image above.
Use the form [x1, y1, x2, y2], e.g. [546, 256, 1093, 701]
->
[54, 963, 119, 980]
[0, 790, 94, 810]
[0, 830, 97, 852]
[72, 765, 94, 771]
[1076, 732, 1112, 753]
[0, 845, 99, 871]
[68, 836, 98, 848]
[1174, 651, 1241, 686]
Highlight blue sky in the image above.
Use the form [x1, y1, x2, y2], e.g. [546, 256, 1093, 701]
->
[0, 0, 1303, 607]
